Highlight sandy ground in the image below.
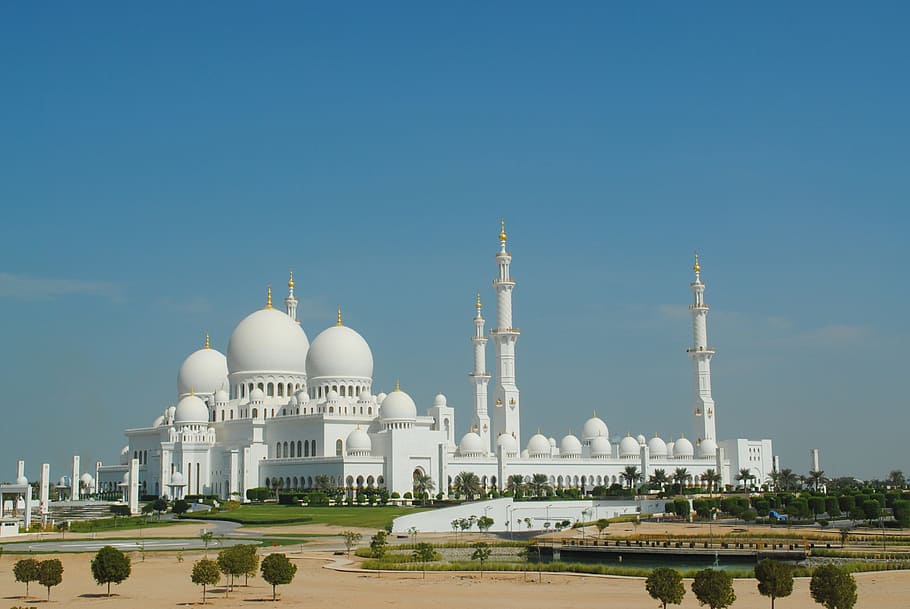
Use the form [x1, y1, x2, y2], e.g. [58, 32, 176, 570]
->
[2, 547, 909, 608]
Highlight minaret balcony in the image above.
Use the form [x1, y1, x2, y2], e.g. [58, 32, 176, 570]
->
[492, 278, 516, 286]
[469, 372, 491, 379]
[490, 327, 521, 335]
[687, 346, 715, 353]
[688, 304, 709, 311]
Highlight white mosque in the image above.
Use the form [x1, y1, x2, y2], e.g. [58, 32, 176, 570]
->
[97, 221, 773, 501]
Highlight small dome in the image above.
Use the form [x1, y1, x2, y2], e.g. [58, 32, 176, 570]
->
[582, 415, 609, 442]
[170, 471, 185, 486]
[357, 390, 373, 404]
[152, 415, 165, 427]
[619, 434, 641, 458]
[434, 393, 447, 407]
[496, 433, 518, 455]
[560, 433, 582, 457]
[379, 388, 417, 421]
[177, 346, 228, 398]
[648, 435, 668, 458]
[296, 390, 310, 404]
[326, 389, 339, 400]
[166, 406, 176, 420]
[122, 472, 130, 484]
[376, 392, 387, 404]
[346, 428, 372, 455]
[674, 437, 694, 458]
[548, 437, 557, 447]
[16, 475, 28, 485]
[459, 432, 485, 456]
[227, 308, 309, 376]
[120, 446, 130, 465]
[527, 433, 551, 458]
[214, 389, 229, 403]
[636, 434, 647, 446]
[520, 449, 530, 459]
[80, 472, 93, 484]
[288, 394, 298, 406]
[175, 394, 209, 423]
[250, 387, 264, 402]
[306, 324, 373, 382]
[590, 435, 612, 458]
[698, 438, 718, 458]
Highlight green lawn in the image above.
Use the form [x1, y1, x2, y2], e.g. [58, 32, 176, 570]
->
[187, 504, 427, 529]
[68, 516, 178, 533]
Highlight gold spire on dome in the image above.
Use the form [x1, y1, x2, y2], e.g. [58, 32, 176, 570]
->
[693, 251, 701, 273]
[476, 292, 482, 310]
[395, 379, 401, 391]
[204, 333, 210, 349]
[266, 286, 273, 309]
[288, 270, 295, 289]
[499, 218, 507, 242]
[336, 306, 343, 326]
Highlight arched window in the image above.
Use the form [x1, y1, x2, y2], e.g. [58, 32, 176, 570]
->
[290, 443, 295, 458]
[258, 382, 264, 391]
[276, 442, 281, 458]
[297, 441, 302, 456]
[340, 386, 346, 397]
[283, 442, 288, 458]
[277, 383, 284, 397]
[267, 382, 274, 397]
[311, 440, 317, 456]
[335, 439, 343, 456]
[252, 408, 258, 419]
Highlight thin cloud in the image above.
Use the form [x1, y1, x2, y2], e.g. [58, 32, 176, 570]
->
[157, 296, 213, 314]
[797, 323, 868, 344]
[0, 272, 122, 302]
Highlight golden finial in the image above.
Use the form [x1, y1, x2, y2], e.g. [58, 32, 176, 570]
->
[204, 333, 210, 349]
[266, 286, 273, 309]
[693, 251, 701, 273]
[395, 379, 400, 391]
[336, 306, 343, 326]
[475, 292, 482, 310]
[499, 217, 507, 242]
[288, 270, 295, 289]
[190, 387, 195, 396]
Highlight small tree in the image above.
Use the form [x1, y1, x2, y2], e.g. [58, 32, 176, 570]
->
[260, 553, 297, 601]
[810, 564, 857, 609]
[37, 558, 64, 601]
[200, 530, 214, 556]
[596, 518, 610, 537]
[14, 558, 40, 597]
[240, 544, 260, 586]
[646, 567, 686, 609]
[412, 542, 438, 579]
[755, 559, 794, 609]
[342, 530, 362, 556]
[192, 558, 221, 604]
[477, 515, 494, 533]
[692, 568, 736, 609]
[91, 545, 132, 597]
[172, 499, 190, 515]
[471, 542, 492, 579]
[370, 530, 388, 578]
[153, 496, 168, 518]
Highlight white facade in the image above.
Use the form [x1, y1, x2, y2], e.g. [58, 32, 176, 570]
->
[98, 222, 774, 501]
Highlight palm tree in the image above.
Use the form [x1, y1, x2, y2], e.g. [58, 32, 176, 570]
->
[412, 471, 435, 500]
[778, 468, 799, 492]
[807, 470, 826, 493]
[452, 471, 482, 500]
[528, 474, 550, 498]
[649, 469, 669, 492]
[888, 470, 906, 489]
[621, 465, 640, 490]
[314, 475, 332, 492]
[672, 468, 691, 494]
[506, 474, 526, 496]
[702, 469, 722, 494]
[736, 468, 755, 492]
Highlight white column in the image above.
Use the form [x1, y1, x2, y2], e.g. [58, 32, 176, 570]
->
[129, 458, 140, 515]
[471, 294, 492, 452]
[688, 254, 716, 442]
[16, 460, 24, 481]
[72, 455, 81, 501]
[491, 220, 521, 448]
[40, 464, 50, 520]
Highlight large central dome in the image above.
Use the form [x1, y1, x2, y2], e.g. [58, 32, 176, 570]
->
[306, 324, 373, 382]
[227, 308, 310, 375]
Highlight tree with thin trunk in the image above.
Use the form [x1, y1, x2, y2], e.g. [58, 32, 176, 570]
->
[650, 469, 670, 493]
[507, 474, 526, 496]
[646, 567, 685, 609]
[621, 465, 640, 489]
[370, 530, 388, 578]
[191, 558, 221, 604]
[810, 564, 857, 609]
[471, 542, 492, 579]
[702, 469, 722, 494]
[260, 553, 297, 601]
[778, 468, 799, 491]
[736, 468, 755, 492]
[808, 470, 827, 493]
[412, 471, 435, 501]
[13, 558, 39, 598]
[755, 558, 794, 609]
[412, 542, 438, 579]
[692, 568, 736, 609]
[452, 472, 482, 500]
[673, 468, 691, 494]
[91, 545, 132, 597]
[342, 530, 362, 556]
[37, 559, 64, 601]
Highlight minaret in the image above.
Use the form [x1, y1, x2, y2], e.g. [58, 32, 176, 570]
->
[688, 253, 717, 442]
[470, 292, 492, 452]
[285, 271, 298, 322]
[491, 219, 521, 447]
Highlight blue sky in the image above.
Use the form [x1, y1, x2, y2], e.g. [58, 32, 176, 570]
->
[1, 3, 907, 482]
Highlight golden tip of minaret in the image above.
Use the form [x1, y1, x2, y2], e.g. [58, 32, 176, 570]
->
[204, 333, 210, 349]
[395, 379, 400, 391]
[693, 251, 701, 273]
[476, 292, 482, 310]
[266, 286, 273, 309]
[288, 270, 294, 289]
[499, 218, 507, 242]
[336, 306, 343, 326]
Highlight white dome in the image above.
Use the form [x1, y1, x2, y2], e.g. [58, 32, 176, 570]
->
[496, 433, 518, 455]
[214, 389, 229, 403]
[560, 434, 582, 457]
[119, 446, 130, 465]
[376, 392, 387, 404]
[175, 394, 209, 423]
[459, 432, 485, 456]
[379, 389, 417, 421]
[590, 435, 612, 458]
[166, 406, 176, 420]
[434, 393, 447, 407]
[674, 437, 694, 458]
[227, 308, 309, 376]
[250, 387, 264, 401]
[698, 438, 718, 458]
[306, 324, 373, 382]
[357, 391, 373, 404]
[80, 472, 93, 485]
[16, 475, 28, 485]
[520, 449, 530, 459]
[122, 472, 130, 484]
[636, 434, 647, 446]
[177, 346, 228, 398]
[619, 434, 641, 458]
[152, 415, 165, 427]
[648, 435, 668, 457]
[527, 433, 551, 458]
[582, 415, 609, 442]
[170, 471, 185, 486]
[346, 428, 372, 454]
